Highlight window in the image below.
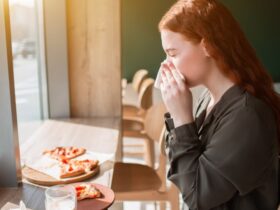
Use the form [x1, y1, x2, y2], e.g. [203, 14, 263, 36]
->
[9, 0, 48, 143]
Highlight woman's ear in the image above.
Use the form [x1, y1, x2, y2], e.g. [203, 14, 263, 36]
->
[201, 39, 210, 57]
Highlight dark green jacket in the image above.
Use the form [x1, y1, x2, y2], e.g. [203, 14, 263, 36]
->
[165, 85, 279, 210]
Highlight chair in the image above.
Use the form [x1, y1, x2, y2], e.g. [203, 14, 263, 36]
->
[123, 77, 154, 120]
[122, 78, 155, 166]
[131, 69, 149, 93]
[112, 103, 180, 210]
[122, 69, 149, 103]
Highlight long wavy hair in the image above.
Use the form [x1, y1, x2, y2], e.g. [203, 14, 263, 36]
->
[159, 0, 280, 151]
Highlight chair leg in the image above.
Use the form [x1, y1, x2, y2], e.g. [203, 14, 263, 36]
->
[170, 199, 180, 210]
[143, 137, 155, 168]
[154, 202, 158, 210]
[169, 184, 180, 210]
[159, 201, 166, 210]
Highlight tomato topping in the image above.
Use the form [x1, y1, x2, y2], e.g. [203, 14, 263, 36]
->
[68, 166, 73, 171]
[75, 185, 86, 191]
[61, 159, 68, 164]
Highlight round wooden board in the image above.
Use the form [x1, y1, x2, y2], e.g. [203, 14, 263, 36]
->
[22, 166, 100, 186]
[73, 183, 115, 210]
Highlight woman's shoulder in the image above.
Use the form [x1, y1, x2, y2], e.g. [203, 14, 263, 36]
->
[241, 90, 275, 122]
[217, 88, 278, 150]
[194, 84, 276, 125]
[216, 85, 275, 122]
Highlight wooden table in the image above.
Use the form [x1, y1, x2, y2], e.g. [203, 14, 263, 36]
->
[0, 117, 122, 210]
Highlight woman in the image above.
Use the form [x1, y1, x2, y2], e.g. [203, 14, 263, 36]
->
[158, 0, 280, 209]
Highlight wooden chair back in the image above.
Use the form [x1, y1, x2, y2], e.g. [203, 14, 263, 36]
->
[116, 102, 180, 209]
[132, 69, 148, 93]
[144, 102, 166, 143]
[143, 103, 168, 185]
[138, 78, 154, 110]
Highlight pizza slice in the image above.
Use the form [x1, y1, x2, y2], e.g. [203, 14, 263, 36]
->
[75, 183, 102, 201]
[60, 161, 86, 178]
[70, 159, 99, 173]
[64, 147, 86, 159]
[43, 146, 86, 160]
[43, 147, 66, 160]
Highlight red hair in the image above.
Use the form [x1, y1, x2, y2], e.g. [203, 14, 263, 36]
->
[159, 0, 280, 151]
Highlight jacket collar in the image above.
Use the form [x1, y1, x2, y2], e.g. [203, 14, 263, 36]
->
[211, 84, 245, 117]
[196, 84, 245, 134]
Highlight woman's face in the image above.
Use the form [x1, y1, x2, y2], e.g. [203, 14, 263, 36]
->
[160, 29, 211, 87]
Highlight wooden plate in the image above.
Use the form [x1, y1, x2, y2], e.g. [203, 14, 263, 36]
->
[22, 166, 99, 186]
[73, 183, 115, 210]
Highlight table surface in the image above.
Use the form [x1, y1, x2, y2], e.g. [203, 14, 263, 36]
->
[0, 117, 121, 210]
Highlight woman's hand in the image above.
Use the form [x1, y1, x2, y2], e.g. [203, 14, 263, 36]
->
[160, 61, 194, 127]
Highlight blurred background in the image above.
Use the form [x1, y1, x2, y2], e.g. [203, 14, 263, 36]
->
[9, 0, 280, 143]
[122, 0, 280, 81]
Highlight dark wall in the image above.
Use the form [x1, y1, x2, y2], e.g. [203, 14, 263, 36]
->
[221, 0, 280, 82]
[121, 0, 175, 81]
[122, 0, 280, 82]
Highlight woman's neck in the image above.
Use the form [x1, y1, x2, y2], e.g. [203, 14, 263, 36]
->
[203, 67, 236, 106]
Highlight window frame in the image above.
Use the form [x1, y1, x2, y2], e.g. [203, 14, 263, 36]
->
[0, 0, 22, 187]
[43, 0, 70, 118]
[0, 0, 70, 187]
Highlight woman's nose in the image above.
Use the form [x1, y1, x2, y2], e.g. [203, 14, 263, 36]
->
[165, 56, 171, 62]
[165, 59, 175, 69]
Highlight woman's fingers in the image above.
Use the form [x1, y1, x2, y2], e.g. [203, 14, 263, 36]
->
[170, 69, 186, 89]
[160, 68, 167, 89]
[160, 60, 187, 97]
[160, 69, 170, 100]
[165, 61, 186, 90]
[162, 63, 178, 86]
[167, 61, 176, 71]
[165, 69, 176, 85]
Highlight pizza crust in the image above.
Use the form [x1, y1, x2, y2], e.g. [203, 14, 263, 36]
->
[70, 159, 99, 173]
[60, 163, 86, 178]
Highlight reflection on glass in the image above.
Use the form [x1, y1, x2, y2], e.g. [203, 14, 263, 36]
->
[9, 0, 46, 143]
[45, 185, 77, 210]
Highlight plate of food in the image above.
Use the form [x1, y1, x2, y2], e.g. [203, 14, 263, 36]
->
[73, 182, 115, 210]
[22, 146, 104, 186]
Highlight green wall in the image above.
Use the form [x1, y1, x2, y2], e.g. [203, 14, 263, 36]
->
[221, 0, 280, 82]
[121, 0, 175, 81]
[122, 0, 280, 82]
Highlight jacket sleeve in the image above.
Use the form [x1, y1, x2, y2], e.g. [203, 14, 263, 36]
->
[166, 106, 278, 210]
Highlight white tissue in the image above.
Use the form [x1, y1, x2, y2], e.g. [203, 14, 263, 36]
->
[154, 70, 162, 89]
